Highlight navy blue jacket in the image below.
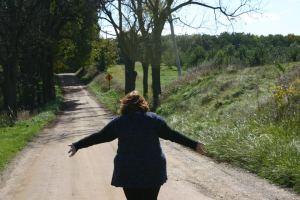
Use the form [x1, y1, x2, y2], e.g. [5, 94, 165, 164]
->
[73, 112, 198, 188]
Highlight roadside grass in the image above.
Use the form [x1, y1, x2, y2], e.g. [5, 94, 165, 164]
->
[77, 65, 99, 84]
[157, 62, 300, 193]
[89, 78, 122, 113]
[0, 85, 63, 172]
[81, 61, 300, 193]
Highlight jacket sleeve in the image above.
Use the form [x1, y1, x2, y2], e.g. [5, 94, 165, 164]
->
[72, 118, 118, 150]
[156, 116, 198, 150]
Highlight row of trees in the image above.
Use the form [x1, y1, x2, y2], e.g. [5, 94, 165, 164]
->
[0, 0, 101, 116]
[162, 33, 300, 68]
[1, 0, 261, 114]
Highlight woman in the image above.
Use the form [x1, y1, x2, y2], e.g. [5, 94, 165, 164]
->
[68, 91, 206, 200]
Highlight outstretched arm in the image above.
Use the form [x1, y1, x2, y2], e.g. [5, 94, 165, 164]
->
[68, 119, 118, 157]
[158, 118, 206, 155]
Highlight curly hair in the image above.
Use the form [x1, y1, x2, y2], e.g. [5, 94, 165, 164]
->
[119, 91, 149, 115]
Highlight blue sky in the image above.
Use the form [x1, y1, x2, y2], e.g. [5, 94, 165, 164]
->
[100, 0, 300, 37]
[164, 0, 300, 36]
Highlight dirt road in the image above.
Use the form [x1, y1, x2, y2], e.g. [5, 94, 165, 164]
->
[0, 74, 299, 200]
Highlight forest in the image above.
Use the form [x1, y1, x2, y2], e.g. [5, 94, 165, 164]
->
[0, 0, 100, 120]
[161, 33, 300, 68]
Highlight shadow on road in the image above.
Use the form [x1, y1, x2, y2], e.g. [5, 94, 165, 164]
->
[61, 100, 86, 112]
[57, 73, 82, 87]
[31, 73, 115, 145]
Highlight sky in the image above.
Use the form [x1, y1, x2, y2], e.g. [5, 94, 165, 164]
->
[166, 0, 300, 36]
[100, 0, 300, 37]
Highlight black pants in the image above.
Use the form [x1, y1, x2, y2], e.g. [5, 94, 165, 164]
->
[123, 187, 161, 200]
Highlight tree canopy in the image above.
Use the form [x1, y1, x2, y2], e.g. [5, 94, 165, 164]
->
[161, 33, 300, 68]
[0, 0, 100, 115]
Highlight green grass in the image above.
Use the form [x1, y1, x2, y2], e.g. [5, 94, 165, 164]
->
[82, 61, 300, 193]
[89, 79, 121, 113]
[157, 62, 300, 193]
[107, 62, 182, 93]
[0, 85, 63, 171]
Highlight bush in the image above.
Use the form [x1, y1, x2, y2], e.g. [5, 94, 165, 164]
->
[0, 112, 14, 127]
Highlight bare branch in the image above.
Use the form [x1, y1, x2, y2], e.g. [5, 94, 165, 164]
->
[171, 0, 258, 18]
[99, 16, 114, 25]
[173, 13, 208, 30]
[99, 29, 117, 37]
[102, 5, 120, 36]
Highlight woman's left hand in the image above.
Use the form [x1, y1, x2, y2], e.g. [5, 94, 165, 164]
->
[68, 144, 77, 157]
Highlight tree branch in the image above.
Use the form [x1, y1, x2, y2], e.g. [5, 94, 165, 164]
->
[171, 0, 255, 18]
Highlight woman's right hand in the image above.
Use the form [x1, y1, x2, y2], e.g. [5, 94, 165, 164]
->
[68, 144, 77, 157]
[196, 142, 207, 155]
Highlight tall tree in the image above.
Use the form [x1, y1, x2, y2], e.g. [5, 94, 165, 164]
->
[0, 0, 30, 116]
[100, 0, 139, 94]
[133, 0, 259, 109]
[133, 0, 152, 97]
[0, 0, 101, 114]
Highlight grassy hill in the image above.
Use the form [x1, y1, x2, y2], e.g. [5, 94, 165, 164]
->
[82, 62, 300, 193]
[157, 63, 300, 192]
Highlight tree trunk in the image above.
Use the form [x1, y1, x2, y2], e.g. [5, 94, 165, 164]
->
[36, 48, 43, 106]
[3, 58, 17, 117]
[150, 31, 162, 110]
[142, 62, 149, 97]
[169, 15, 182, 77]
[19, 53, 38, 110]
[42, 50, 55, 103]
[151, 60, 161, 110]
[20, 69, 36, 110]
[124, 58, 136, 94]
